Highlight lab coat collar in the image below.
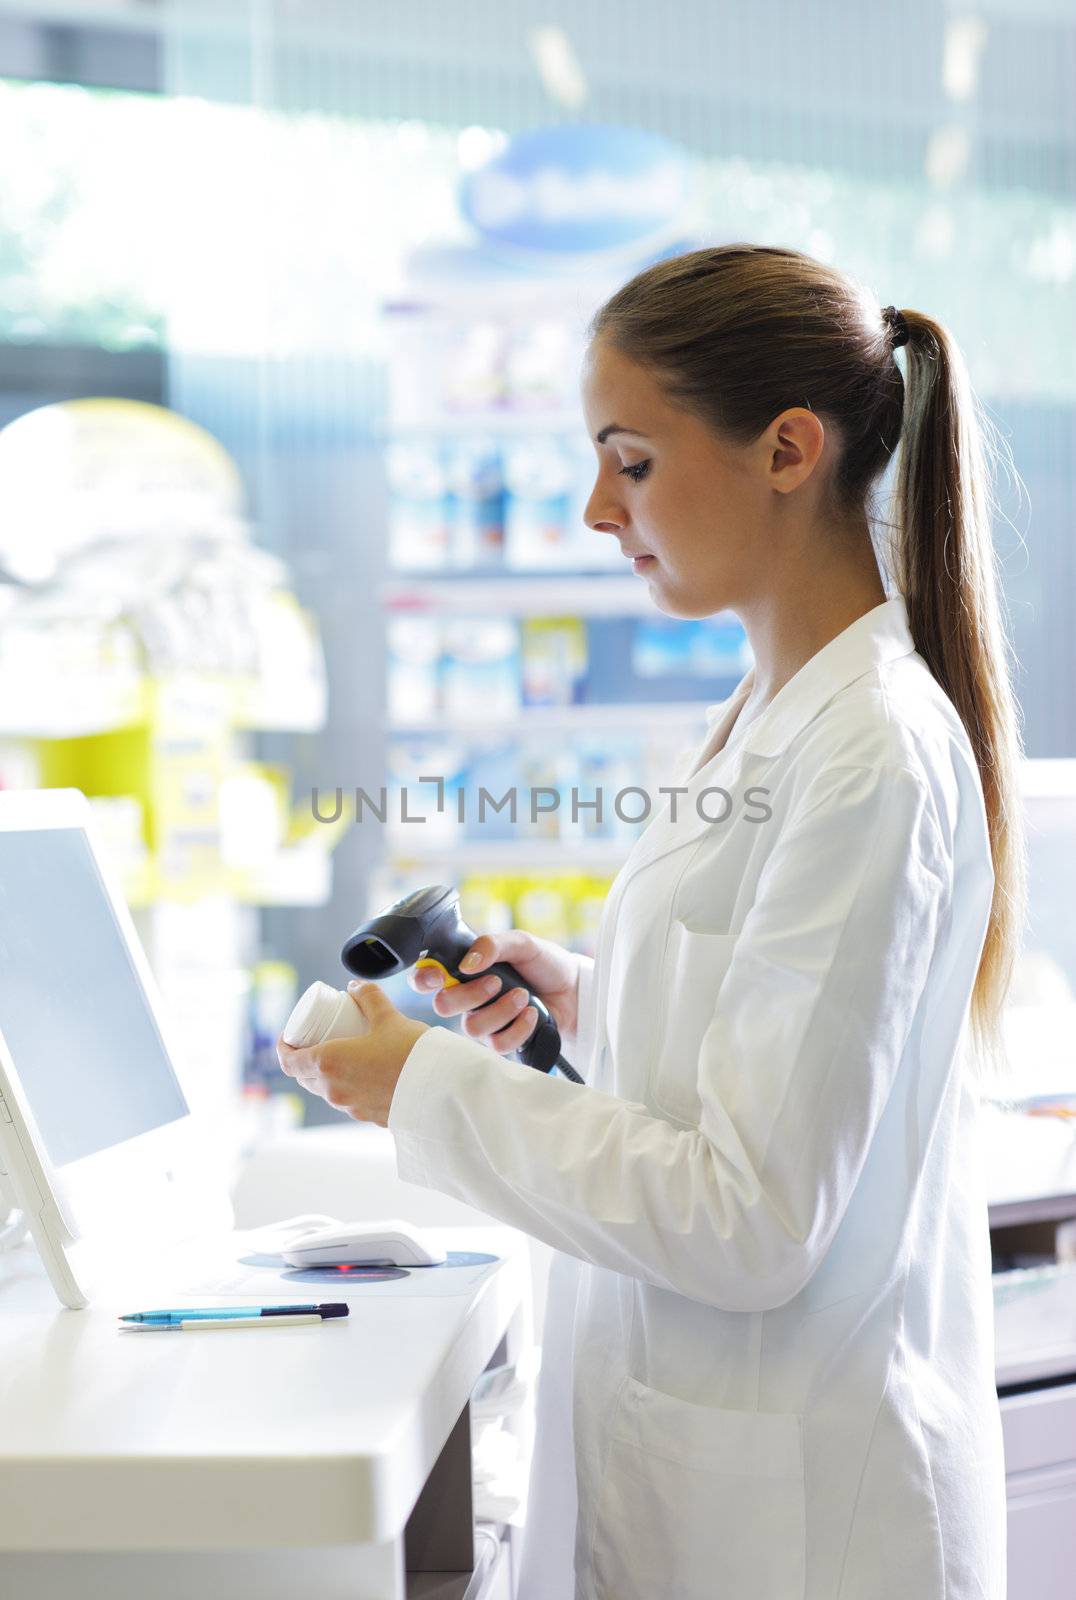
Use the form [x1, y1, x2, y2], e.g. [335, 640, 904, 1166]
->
[618, 595, 917, 892]
[704, 594, 916, 761]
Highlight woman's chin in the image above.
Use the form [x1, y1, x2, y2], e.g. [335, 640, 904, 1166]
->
[648, 571, 705, 618]
[656, 584, 732, 621]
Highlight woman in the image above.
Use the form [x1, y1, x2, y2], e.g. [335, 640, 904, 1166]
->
[279, 244, 1026, 1599]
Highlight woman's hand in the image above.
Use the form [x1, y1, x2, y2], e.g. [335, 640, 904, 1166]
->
[408, 928, 579, 1055]
[276, 983, 429, 1127]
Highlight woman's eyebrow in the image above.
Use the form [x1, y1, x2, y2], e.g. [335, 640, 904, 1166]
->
[596, 423, 651, 444]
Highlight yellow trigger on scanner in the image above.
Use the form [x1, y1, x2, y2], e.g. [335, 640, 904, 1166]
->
[415, 957, 460, 988]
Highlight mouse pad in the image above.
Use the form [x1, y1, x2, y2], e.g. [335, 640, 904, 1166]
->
[177, 1250, 502, 1299]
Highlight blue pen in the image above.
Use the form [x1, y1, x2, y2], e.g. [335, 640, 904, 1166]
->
[119, 1303, 349, 1324]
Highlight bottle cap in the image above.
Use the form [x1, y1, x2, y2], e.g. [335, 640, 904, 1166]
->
[283, 981, 369, 1048]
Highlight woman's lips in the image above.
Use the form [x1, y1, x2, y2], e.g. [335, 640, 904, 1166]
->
[631, 555, 656, 571]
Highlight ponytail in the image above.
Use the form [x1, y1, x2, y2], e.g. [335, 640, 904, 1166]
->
[888, 313, 1027, 1076]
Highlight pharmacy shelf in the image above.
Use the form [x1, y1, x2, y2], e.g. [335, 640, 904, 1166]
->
[0, 675, 327, 741]
[388, 700, 719, 736]
[387, 838, 635, 870]
[382, 576, 742, 618]
[0, 674, 150, 739]
[121, 850, 335, 909]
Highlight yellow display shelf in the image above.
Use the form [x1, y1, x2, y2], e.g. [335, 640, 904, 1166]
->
[17, 671, 343, 909]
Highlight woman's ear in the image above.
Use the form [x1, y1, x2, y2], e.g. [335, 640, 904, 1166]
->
[768, 408, 826, 494]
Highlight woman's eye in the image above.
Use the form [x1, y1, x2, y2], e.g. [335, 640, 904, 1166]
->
[618, 460, 651, 483]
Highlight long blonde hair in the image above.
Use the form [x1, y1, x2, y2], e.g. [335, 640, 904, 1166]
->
[589, 244, 1027, 1076]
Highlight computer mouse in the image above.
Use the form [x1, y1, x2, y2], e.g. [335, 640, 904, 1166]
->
[280, 1218, 448, 1269]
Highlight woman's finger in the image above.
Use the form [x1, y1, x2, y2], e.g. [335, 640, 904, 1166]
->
[458, 939, 493, 973]
[459, 929, 534, 974]
[485, 1005, 538, 1053]
[276, 1038, 322, 1077]
[460, 984, 529, 1037]
[434, 971, 503, 1016]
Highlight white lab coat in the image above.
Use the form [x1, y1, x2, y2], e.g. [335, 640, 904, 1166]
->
[388, 594, 1007, 1600]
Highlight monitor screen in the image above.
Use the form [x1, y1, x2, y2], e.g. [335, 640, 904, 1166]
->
[0, 826, 188, 1167]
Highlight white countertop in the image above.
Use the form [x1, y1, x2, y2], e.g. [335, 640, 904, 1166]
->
[0, 1222, 528, 1552]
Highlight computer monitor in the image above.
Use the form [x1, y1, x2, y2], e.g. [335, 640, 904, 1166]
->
[0, 789, 234, 1308]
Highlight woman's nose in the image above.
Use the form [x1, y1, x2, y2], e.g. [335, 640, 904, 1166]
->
[583, 488, 624, 534]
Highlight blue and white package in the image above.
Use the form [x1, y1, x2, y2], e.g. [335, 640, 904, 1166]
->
[386, 737, 468, 849]
[445, 436, 504, 567]
[441, 618, 521, 721]
[502, 436, 575, 568]
[572, 738, 648, 842]
[385, 439, 450, 569]
[386, 616, 442, 725]
[461, 741, 521, 842]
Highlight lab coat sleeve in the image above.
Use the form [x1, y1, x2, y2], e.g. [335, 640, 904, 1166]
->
[388, 762, 951, 1312]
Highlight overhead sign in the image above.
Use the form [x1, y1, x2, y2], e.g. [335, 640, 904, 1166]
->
[459, 124, 695, 263]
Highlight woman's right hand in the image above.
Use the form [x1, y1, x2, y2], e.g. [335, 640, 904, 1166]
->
[407, 929, 579, 1057]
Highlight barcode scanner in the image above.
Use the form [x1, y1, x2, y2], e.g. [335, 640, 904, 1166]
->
[340, 884, 584, 1084]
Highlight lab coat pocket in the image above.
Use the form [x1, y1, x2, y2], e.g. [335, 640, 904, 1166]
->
[651, 925, 738, 1124]
[591, 1376, 806, 1600]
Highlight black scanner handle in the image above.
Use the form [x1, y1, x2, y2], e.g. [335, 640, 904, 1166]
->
[340, 884, 582, 1082]
[415, 944, 562, 1076]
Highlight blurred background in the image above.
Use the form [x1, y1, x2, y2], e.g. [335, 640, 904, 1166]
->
[1, 0, 1075, 1163]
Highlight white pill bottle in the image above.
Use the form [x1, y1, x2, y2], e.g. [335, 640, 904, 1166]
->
[283, 981, 371, 1047]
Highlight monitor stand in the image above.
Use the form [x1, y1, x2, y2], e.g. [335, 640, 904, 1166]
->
[0, 1167, 30, 1254]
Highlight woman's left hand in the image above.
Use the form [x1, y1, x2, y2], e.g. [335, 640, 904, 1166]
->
[276, 981, 430, 1127]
